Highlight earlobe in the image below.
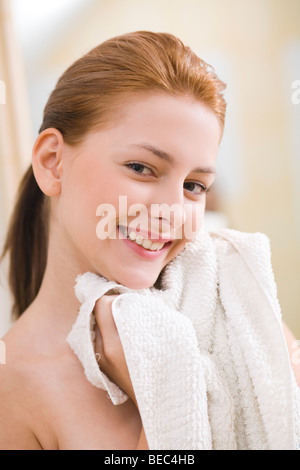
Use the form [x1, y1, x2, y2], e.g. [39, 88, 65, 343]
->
[32, 128, 64, 197]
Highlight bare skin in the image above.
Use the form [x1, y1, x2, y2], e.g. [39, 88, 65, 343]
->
[0, 92, 299, 449]
[0, 294, 146, 450]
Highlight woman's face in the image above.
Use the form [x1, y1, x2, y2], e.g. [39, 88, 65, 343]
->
[56, 92, 220, 289]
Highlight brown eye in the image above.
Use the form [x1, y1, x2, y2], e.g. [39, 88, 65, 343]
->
[184, 181, 207, 195]
[126, 162, 153, 175]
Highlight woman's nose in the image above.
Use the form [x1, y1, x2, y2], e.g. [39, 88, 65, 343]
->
[150, 185, 186, 236]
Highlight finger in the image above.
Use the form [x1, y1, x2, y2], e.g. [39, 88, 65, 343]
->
[93, 295, 135, 400]
[94, 294, 118, 333]
[94, 322, 103, 365]
[94, 295, 119, 362]
[93, 296, 116, 361]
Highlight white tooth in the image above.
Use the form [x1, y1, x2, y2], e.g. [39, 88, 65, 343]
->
[141, 239, 152, 249]
[136, 235, 143, 245]
[128, 231, 136, 241]
[149, 242, 160, 251]
[157, 242, 164, 250]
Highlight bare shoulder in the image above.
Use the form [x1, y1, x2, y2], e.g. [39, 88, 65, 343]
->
[0, 302, 142, 450]
[0, 342, 82, 449]
[0, 361, 42, 449]
[0, 324, 71, 450]
[0, 330, 141, 450]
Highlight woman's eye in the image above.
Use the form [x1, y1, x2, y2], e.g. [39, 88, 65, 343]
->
[126, 162, 153, 176]
[184, 181, 207, 196]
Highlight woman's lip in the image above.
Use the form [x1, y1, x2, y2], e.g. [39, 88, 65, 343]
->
[118, 225, 175, 243]
[117, 226, 172, 259]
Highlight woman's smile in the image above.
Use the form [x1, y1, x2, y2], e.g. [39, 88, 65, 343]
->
[117, 224, 174, 259]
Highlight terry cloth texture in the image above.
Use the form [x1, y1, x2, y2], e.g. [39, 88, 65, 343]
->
[67, 228, 300, 450]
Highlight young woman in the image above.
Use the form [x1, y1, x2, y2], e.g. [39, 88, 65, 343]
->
[0, 31, 299, 450]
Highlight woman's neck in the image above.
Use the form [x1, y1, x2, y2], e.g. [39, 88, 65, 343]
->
[14, 229, 92, 355]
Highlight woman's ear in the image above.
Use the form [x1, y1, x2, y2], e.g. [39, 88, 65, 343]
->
[32, 128, 64, 197]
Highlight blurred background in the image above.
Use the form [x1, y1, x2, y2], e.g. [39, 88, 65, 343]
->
[0, 0, 299, 338]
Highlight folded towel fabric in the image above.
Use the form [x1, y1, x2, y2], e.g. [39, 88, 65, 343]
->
[67, 228, 300, 450]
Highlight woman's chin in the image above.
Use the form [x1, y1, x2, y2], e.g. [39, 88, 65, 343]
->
[116, 276, 156, 291]
[94, 264, 164, 290]
[111, 270, 161, 291]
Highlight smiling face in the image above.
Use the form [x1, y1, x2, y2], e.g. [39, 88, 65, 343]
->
[53, 92, 221, 289]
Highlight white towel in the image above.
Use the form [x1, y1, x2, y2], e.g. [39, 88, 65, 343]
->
[67, 228, 300, 450]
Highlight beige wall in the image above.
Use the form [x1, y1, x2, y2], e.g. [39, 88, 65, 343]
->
[0, 0, 33, 336]
[1, 0, 300, 337]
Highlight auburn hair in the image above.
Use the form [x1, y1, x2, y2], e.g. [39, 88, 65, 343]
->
[1, 31, 226, 318]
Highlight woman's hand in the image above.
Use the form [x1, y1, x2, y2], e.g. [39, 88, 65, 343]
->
[93, 294, 136, 404]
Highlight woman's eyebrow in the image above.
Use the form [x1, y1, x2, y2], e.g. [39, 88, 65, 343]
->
[129, 143, 216, 174]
